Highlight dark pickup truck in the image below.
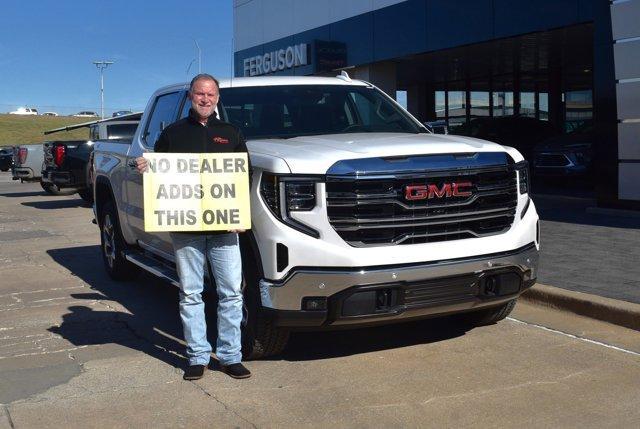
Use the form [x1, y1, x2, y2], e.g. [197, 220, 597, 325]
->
[42, 114, 140, 203]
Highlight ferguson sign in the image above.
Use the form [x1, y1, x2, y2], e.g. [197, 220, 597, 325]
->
[243, 43, 308, 76]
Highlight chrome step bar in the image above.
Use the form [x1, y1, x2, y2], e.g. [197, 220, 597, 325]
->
[123, 250, 180, 287]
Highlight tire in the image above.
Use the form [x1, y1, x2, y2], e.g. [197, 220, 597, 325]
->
[78, 187, 93, 203]
[100, 200, 139, 281]
[79, 161, 95, 204]
[240, 249, 290, 359]
[40, 180, 76, 196]
[462, 299, 517, 327]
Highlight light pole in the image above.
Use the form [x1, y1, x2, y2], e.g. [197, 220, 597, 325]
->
[186, 58, 196, 78]
[93, 60, 114, 119]
[193, 39, 201, 74]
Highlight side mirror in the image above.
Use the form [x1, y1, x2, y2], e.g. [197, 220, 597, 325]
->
[423, 120, 448, 135]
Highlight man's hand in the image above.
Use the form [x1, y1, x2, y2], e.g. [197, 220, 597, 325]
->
[135, 157, 148, 173]
[228, 229, 246, 233]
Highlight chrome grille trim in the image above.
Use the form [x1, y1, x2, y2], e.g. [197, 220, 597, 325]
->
[325, 153, 518, 247]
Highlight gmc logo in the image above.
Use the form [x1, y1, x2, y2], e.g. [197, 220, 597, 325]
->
[404, 182, 473, 201]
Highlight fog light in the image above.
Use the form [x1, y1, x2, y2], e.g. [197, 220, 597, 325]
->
[485, 276, 498, 295]
[302, 297, 327, 311]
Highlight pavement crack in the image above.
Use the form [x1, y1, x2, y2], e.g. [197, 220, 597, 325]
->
[3, 405, 15, 429]
[191, 383, 258, 429]
[420, 370, 588, 405]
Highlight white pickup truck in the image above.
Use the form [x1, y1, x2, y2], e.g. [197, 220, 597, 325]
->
[93, 75, 539, 359]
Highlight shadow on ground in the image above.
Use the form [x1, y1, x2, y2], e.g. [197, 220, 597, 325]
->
[47, 245, 472, 365]
[47, 245, 187, 370]
[279, 316, 469, 361]
[0, 190, 49, 198]
[23, 199, 89, 210]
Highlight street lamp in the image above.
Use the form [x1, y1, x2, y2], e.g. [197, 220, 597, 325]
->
[93, 60, 114, 119]
[186, 58, 196, 78]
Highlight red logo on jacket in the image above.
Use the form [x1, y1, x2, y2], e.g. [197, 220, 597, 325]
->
[213, 136, 229, 144]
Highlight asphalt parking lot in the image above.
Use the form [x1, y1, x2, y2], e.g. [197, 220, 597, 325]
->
[1, 174, 639, 428]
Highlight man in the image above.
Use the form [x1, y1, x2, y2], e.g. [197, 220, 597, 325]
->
[136, 74, 251, 380]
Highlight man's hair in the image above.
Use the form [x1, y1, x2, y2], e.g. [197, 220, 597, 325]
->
[188, 73, 220, 93]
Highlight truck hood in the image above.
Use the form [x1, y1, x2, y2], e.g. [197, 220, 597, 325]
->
[247, 132, 519, 174]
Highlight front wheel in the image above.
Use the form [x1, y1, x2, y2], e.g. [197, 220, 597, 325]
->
[240, 247, 290, 359]
[100, 201, 139, 281]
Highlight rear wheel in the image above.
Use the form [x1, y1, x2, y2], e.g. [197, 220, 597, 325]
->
[40, 181, 75, 195]
[78, 187, 93, 203]
[79, 162, 95, 204]
[100, 200, 139, 280]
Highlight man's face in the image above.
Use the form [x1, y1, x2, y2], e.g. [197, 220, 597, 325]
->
[189, 78, 219, 120]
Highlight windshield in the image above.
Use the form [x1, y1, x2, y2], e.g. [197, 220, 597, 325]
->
[220, 85, 423, 139]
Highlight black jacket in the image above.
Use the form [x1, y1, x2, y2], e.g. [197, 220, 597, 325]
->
[155, 109, 248, 155]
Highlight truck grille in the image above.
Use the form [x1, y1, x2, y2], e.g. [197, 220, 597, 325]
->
[326, 158, 518, 247]
[43, 142, 54, 167]
[403, 274, 479, 308]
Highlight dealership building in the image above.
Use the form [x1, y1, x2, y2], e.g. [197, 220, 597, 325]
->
[233, 0, 640, 209]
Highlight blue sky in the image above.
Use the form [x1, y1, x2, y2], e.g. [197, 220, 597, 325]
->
[0, 0, 234, 116]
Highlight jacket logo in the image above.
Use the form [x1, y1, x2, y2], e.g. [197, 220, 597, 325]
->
[213, 136, 229, 144]
[404, 182, 473, 201]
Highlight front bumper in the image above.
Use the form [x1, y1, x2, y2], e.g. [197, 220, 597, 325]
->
[260, 242, 538, 327]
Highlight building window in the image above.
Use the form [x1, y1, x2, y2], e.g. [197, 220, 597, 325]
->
[493, 92, 514, 117]
[520, 92, 536, 118]
[395, 90, 407, 110]
[539, 93, 549, 121]
[447, 90, 466, 130]
[470, 91, 490, 117]
[565, 90, 593, 132]
[435, 91, 446, 118]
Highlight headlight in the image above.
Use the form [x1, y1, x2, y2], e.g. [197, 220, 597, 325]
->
[515, 161, 529, 194]
[260, 173, 320, 238]
[285, 181, 316, 211]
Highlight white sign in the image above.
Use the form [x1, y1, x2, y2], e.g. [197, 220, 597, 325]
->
[243, 43, 308, 77]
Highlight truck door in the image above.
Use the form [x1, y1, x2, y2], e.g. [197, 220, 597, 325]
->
[124, 90, 185, 255]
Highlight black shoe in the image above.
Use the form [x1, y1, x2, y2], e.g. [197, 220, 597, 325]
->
[183, 364, 206, 380]
[221, 363, 251, 379]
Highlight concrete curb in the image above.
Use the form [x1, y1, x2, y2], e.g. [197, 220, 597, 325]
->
[521, 283, 640, 331]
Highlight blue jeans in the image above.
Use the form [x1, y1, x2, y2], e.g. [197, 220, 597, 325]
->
[171, 232, 243, 366]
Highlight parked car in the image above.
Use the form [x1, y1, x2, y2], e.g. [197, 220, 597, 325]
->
[42, 116, 140, 203]
[93, 75, 539, 359]
[10, 143, 69, 194]
[112, 110, 133, 117]
[41, 112, 58, 116]
[0, 147, 14, 171]
[451, 116, 562, 161]
[9, 107, 38, 115]
[532, 121, 593, 178]
[73, 111, 98, 118]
